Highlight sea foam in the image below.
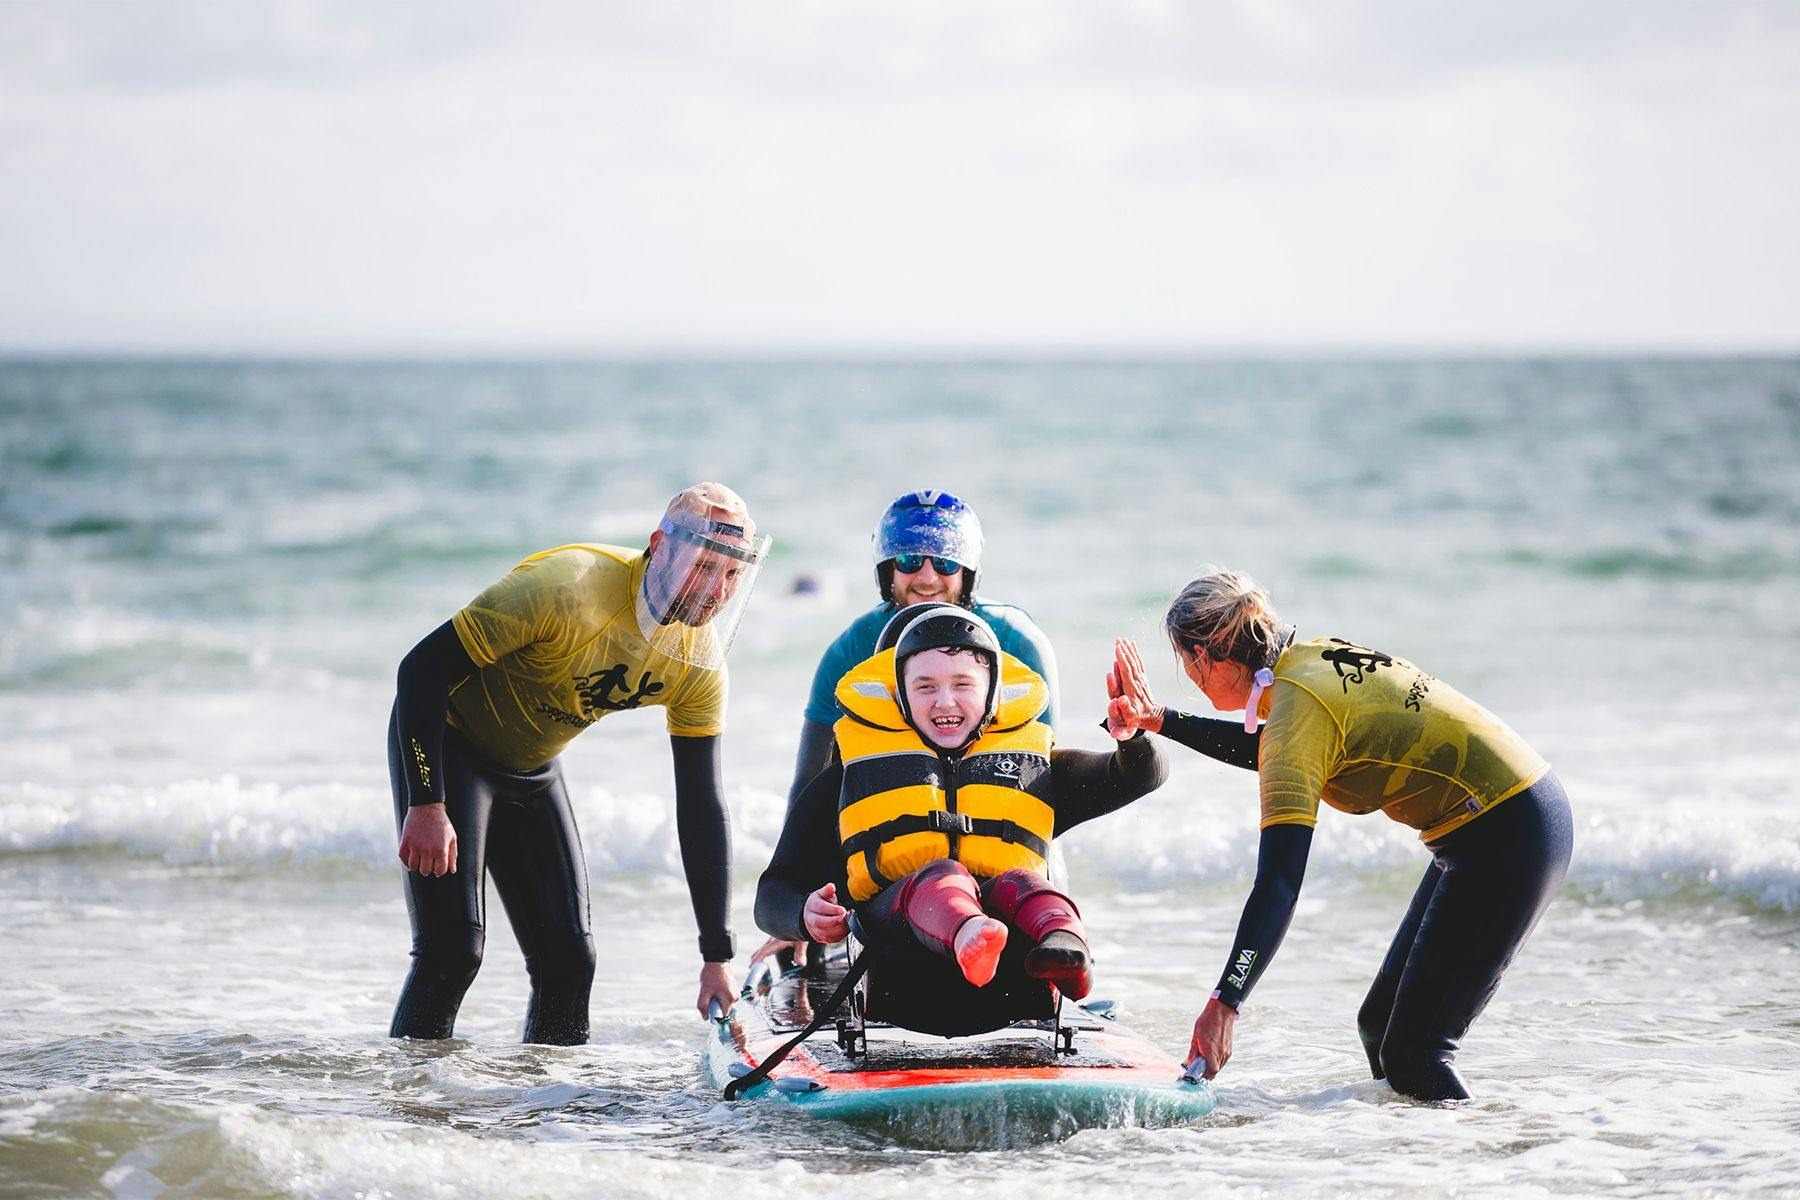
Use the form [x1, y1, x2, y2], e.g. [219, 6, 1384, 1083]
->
[4, 777, 1797, 914]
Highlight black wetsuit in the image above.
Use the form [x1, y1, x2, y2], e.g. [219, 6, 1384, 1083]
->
[1157, 709, 1574, 1102]
[388, 621, 733, 1045]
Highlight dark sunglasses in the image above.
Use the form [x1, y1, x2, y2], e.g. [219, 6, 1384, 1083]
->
[891, 554, 962, 576]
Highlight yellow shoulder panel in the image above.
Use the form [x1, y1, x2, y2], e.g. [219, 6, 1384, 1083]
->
[834, 648, 908, 730]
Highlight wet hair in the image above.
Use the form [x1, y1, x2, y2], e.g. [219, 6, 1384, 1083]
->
[1164, 569, 1286, 668]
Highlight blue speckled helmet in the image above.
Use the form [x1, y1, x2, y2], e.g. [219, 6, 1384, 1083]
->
[872, 489, 984, 606]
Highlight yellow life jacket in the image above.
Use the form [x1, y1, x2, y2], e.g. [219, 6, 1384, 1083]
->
[834, 647, 1055, 903]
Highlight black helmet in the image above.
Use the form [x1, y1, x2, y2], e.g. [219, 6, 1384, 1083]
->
[876, 602, 964, 654]
[892, 608, 1002, 747]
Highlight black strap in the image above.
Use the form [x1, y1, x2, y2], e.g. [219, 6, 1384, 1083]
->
[841, 810, 966, 858]
[964, 817, 1050, 860]
[722, 948, 874, 1100]
[841, 811, 1048, 864]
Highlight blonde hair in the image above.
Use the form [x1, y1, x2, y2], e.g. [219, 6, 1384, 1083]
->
[1164, 569, 1286, 668]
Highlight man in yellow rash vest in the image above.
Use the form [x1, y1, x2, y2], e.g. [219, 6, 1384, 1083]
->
[1118, 569, 1571, 1102]
[388, 483, 769, 1043]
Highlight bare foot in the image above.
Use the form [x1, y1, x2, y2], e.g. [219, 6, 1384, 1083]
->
[952, 916, 1008, 987]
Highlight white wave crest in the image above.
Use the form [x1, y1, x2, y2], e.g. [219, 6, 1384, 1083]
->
[0, 776, 793, 878]
[3, 777, 1797, 914]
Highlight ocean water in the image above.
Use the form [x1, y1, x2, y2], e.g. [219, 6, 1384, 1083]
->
[2, 357, 1798, 1198]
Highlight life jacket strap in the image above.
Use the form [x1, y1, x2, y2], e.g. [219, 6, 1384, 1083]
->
[841, 813, 1049, 866]
[966, 817, 1051, 861]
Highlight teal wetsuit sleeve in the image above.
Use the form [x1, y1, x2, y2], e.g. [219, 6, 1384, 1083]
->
[993, 608, 1060, 730]
[802, 636, 857, 726]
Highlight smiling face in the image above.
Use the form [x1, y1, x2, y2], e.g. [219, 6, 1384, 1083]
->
[902, 647, 992, 749]
[645, 531, 752, 624]
[891, 558, 963, 607]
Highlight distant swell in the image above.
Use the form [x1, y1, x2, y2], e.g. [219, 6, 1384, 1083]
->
[3, 779, 1798, 914]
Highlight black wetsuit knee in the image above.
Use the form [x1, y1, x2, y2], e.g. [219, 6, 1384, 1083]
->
[519, 930, 597, 1045]
[391, 933, 484, 1040]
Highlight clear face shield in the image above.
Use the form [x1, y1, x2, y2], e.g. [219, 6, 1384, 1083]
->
[637, 513, 771, 669]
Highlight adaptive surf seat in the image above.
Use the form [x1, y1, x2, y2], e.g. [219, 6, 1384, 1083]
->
[850, 916, 1057, 1038]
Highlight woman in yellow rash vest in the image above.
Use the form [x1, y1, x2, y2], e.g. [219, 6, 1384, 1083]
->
[1121, 570, 1572, 1102]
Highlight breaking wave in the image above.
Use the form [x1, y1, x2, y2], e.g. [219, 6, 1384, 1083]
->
[5, 777, 1797, 915]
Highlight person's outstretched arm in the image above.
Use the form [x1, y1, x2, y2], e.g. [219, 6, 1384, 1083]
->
[670, 735, 733, 960]
[1188, 823, 1314, 1075]
[670, 734, 737, 1016]
[1155, 711, 1261, 771]
[1048, 733, 1169, 835]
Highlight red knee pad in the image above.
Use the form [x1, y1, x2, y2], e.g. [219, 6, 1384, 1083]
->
[984, 869, 1085, 944]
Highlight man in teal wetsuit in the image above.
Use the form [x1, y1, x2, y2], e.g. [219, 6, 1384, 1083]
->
[788, 489, 1059, 804]
[753, 489, 1060, 966]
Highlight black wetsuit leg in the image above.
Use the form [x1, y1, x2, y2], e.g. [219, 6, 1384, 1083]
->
[485, 760, 596, 1045]
[1357, 773, 1574, 1101]
[1357, 862, 1441, 1079]
[389, 708, 596, 1044]
[390, 706, 489, 1040]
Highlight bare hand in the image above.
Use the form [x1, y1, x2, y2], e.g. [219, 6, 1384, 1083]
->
[1188, 996, 1237, 1079]
[1106, 638, 1165, 739]
[398, 804, 457, 876]
[749, 937, 808, 969]
[697, 961, 737, 1018]
[803, 883, 851, 942]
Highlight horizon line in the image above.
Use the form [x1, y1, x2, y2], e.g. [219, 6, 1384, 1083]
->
[3, 341, 1798, 365]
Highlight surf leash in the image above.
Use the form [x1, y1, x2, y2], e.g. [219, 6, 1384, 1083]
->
[722, 947, 873, 1100]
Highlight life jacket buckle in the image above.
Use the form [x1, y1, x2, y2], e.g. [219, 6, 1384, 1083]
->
[929, 810, 974, 835]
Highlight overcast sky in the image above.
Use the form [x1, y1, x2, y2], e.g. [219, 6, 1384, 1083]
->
[2, 0, 1796, 354]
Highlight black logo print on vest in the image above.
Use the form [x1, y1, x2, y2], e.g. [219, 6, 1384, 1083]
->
[1320, 639, 1395, 692]
[575, 663, 666, 714]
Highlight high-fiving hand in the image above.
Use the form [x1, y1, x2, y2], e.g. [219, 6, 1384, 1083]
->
[1105, 638, 1165, 740]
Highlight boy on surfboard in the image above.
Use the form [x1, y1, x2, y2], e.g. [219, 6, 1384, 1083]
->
[755, 606, 1166, 1012]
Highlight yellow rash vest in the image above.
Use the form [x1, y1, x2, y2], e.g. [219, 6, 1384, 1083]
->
[1256, 637, 1549, 844]
[834, 648, 1054, 903]
[447, 544, 727, 771]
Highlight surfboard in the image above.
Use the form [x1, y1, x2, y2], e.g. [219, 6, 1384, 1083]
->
[706, 948, 1215, 1140]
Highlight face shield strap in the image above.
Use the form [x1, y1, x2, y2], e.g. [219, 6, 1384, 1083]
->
[1242, 625, 1298, 732]
[657, 516, 764, 563]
